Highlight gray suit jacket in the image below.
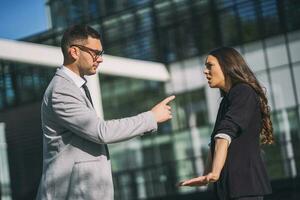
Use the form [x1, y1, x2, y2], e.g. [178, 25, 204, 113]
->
[36, 68, 157, 200]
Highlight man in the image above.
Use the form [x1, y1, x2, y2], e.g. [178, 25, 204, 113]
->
[36, 25, 175, 200]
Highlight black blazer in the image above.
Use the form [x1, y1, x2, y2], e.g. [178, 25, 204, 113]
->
[210, 83, 272, 199]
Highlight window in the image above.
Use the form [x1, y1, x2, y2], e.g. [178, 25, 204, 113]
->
[219, 8, 239, 46]
[237, 1, 260, 43]
[260, 0, 280, 37]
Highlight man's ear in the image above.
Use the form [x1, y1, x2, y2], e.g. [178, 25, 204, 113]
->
[69, 46, 80, 60]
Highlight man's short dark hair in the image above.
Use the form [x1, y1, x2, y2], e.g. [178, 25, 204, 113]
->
[61, 25, 101, 58]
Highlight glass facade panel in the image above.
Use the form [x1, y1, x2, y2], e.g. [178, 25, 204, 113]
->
[292, 63, 300, 105]
[155, 1, 173, 27]
[256, 71, 274, 109]
[69, 0, 85, 23]
[287, 108, 300, 175]
[260, 0, 280, 37]
[288, 30, 300, 63]
[283, 0, 300, 31]
[215, 0, 235, 9]
[179, 24, 199, 59]
[173, 0, 190, 20]
[244, 40, 267, 72]
[100, 75, 164, 119]
[103, 18, 120, 43]
[219, 8, 239, 46]
[237, 1, 260, 43]
[88, 0, 100, 20]
[0, 61, 55, 111]
[266, 35, 289, 68]
[267, 107, 299, 178]
[49, 0, 69, 28]
[264, 134, 287, 179]
[197, 13, 215, 54]
[1, 64, 16, 107]
[270, 66, 296, 110]
[0, 123, 12, 200]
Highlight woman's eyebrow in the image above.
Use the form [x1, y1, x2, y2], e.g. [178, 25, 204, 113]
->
[205, 62, 212, 66]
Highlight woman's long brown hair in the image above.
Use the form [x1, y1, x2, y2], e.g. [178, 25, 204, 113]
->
[209, 47, 274, 144]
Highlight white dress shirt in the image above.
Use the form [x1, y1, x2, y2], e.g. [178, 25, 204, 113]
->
[60, 65, 87, 95]
[214, 133, 232, 144]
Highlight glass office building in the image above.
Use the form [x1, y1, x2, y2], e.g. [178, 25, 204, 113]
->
[1, 0, 300, 199]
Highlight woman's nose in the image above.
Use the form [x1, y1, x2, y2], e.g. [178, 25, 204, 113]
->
[203, 68, 209, 74]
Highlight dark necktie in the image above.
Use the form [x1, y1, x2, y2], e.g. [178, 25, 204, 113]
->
[82, 82, 110, 159]
[82, 83, 94, 107]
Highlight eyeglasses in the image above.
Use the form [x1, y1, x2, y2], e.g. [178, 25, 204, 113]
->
[70, 44, 104, 61]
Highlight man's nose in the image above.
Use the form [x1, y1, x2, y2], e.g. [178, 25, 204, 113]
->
[96, 56, 103, 63]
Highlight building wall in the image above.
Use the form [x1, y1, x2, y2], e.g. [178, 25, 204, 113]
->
[0, 102, 42, 200]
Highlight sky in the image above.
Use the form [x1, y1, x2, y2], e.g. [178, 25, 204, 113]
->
[0, 0, 48, 40]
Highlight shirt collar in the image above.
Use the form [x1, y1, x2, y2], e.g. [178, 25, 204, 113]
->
[61, 66, 86, 88]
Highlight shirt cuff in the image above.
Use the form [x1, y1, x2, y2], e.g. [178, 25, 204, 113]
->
[214, 133, 232, 145]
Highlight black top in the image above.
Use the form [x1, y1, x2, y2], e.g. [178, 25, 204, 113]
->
[210, 83, 272, 199]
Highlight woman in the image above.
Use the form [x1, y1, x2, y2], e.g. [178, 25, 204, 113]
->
[179, 47, 274, 200]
